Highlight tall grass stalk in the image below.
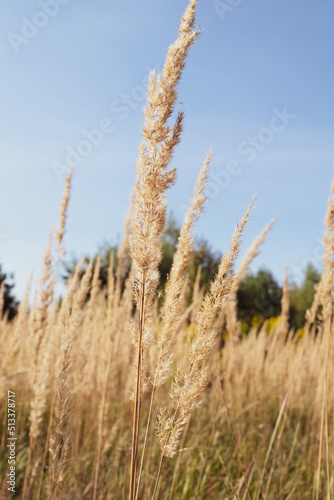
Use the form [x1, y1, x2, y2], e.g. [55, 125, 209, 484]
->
[128, 1, 200, 497]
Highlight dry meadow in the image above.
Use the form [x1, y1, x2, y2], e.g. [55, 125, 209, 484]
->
[1, 1, 333, 498]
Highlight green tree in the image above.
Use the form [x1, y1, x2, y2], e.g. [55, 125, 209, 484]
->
[62, 217, 221, 298]
[237, 268, 282, 329]
[158, 217, 180, 290]
[62, 244, 120, 293]
[158, 217, 221, 296]
[0, 264, 18, 320]
[290, 263, 321, 330]
[62, 229, 321, 335]
[187, 238, 221, 295]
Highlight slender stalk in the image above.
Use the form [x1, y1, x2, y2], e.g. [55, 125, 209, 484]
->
[134, 384, 156, 500]
[255, 392, 288, 500]
[129, 272, 146, 500]
[93, 319, 115, 500]
[151, 453, 164, 500]
[316, 376, 326, 500]
[37, 393, 55, 500]
[21, 447, 33, 500]
[152, 399, 182, 498]
[168, 420, 190, 500]
[221, 384, 252, 500]
[218, 456, 241, 500]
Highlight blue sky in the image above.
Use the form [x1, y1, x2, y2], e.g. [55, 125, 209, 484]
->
[0, 0, 333, 298]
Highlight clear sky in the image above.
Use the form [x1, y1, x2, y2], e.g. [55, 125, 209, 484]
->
[0, 0, 333, 298]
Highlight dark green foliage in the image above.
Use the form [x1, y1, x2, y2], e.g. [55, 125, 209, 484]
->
[187, 238, 221, 295]
[158, 217, 221, 297]
[290, 263, 321, 330]
[0, 264, 18, 320]
[237, 268, 282, 329]
[62, 217, 221, 301]
[158, 217, 181, 291]
[62, 221, 321, 334]
[62, 244, 120, 290]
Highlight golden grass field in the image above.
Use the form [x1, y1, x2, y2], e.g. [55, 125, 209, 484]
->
[1, 0, 334, 498]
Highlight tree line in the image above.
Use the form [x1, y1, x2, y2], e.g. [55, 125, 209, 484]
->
[1, 218, 320, 332]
